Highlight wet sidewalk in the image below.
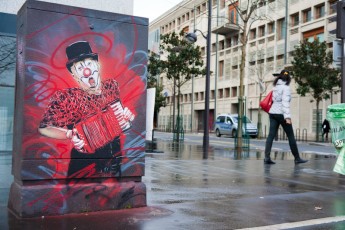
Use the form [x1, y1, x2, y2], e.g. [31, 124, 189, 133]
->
[1, 140, 345, 230]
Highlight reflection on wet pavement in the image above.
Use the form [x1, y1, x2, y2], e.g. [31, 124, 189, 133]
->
[1, 140, 345, 230]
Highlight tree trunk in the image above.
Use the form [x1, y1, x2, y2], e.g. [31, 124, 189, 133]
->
[316, 100, 320, 142]
[257, 93, 263, 139]
[176, 82, 181, 142]
[172, 78, 176, 133]
[236, 22, 248, 151]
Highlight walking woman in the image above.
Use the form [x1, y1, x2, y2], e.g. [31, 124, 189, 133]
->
[264, 70, 308, 164]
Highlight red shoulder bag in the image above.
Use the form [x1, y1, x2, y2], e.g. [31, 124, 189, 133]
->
[260, 91, 273, 113]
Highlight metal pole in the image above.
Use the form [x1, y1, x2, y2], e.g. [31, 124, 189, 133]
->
[337, 0, 345, 102]
[214, 0, 219, 123]
[342, 38, 345, 103]
[284, 0, 288, 65]
[191, 5, 196, 133]
[203, 0, 212, 159]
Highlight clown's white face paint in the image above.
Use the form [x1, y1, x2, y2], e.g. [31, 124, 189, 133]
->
[71, 58, 101, 94]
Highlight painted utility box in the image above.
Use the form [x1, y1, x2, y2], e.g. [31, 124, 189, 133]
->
[8, 0, 148, 217]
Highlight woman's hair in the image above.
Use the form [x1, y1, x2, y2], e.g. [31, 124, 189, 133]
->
[273, 70, 291, 86]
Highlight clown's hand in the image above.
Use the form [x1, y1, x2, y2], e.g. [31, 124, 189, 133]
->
[123, 107, 135, 122]
[119, 107, 134, 131]
[109, 101, 134, 131]
[71, 130, 85, 151]
[110, 101, 124, 119]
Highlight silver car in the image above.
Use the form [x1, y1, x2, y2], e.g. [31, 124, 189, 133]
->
[214, 114, 258, 138]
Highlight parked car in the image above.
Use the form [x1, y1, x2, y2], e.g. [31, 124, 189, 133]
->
[214, 114, 258, 138]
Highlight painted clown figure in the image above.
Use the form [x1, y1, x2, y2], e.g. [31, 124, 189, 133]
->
[38, 41, 135, 177]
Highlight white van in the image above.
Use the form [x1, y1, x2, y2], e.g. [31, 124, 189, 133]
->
[214, 114, 258, 138]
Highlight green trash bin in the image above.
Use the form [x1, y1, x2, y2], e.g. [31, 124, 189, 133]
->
[327, 103, 345, 175]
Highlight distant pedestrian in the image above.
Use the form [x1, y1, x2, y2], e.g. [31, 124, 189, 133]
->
[264, 70, 308, 165]
[322, 119, 330, 142]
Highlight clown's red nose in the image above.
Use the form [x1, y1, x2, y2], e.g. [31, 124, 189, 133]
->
[83, 68, 91, 77]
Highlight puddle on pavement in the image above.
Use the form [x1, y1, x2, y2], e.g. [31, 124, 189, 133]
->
[147, 140, 336, 162]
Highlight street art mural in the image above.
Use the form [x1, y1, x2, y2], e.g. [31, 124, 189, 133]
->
[8, 1, 148, 217]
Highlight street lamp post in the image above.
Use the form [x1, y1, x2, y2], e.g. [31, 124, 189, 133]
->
[186, 0, 211, 159]
[249, 100, 252, 120]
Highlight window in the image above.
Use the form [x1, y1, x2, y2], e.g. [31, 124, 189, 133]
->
[303, 8, 311, 23]
[218, 89, 223, 98]
[267, 57, 274, 62]
[228, 3, 238, 24]
[217, 116, 225, 123]
[226, 116, 232, 124]
[186, 12, 190, 20]
[231, 87, 237, 97]
[303, 27, 324, 42]
[250, 28, 256, 40]
[259, 25, 265, 37]
[219, 40, 225, 50]
[212, 43, 216, 52]
[277, 18, 285, 40]
[268, 22, 275, 34]
[196, 6, 201, 15]
[226, 37, 232, 48]
[202, 3, 206, 12]
[329, 0, 337, 15]
[315, 4, 325, 19]
[290, 13, 299, 27]
[277, 54, 284, 60]
[233, 35, 239, 46]
[219, 60, 224, 78]
[225, 88, 230, 97]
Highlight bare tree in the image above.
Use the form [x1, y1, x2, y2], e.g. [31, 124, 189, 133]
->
[248, 47, 272, 139]
[0, 36, 16, 80]
[228, 0, 273, 150]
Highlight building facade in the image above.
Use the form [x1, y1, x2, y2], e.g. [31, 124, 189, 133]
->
[0, 0, 134, 152]
[149, 0, 340, 140]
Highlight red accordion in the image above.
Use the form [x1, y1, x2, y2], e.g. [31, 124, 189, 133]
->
[75, 101, 130, 154]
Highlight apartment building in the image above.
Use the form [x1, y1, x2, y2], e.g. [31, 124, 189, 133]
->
[149, 0, 340, 140]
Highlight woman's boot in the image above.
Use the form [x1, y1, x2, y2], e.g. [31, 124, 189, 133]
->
[264, 153, 275, 164]
[294, 158, 308, 164]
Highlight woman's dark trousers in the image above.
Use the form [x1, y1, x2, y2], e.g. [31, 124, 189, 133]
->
[264, 114, 300, 160]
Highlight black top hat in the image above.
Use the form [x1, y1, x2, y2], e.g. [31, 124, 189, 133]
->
[66, 41, 98, 72]
[273, 69, 290, 77]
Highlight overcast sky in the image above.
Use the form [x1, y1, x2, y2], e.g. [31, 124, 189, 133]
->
[133, 0, 183, 22]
